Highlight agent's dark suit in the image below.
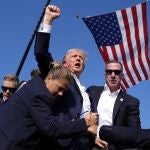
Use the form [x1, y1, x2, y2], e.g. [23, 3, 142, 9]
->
[86, 86, 141, 149]
[0, 77, 87, 150]
[0, 93, 4, 105]
[34, 32, 93, 149]
[100, 125, 150, 149]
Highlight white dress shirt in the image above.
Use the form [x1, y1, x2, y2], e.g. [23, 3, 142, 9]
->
[97, 84, 120, 138]
[97, 84, 120, 126]
[38, 23, 52, 33]
[73, 74, 91, 118]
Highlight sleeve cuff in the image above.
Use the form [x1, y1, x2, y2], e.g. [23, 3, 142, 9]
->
[38, 23, 52, 33]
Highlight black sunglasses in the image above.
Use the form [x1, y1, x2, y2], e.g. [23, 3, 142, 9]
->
[105, 69, 122, 75]
[1, 86, 16, 93]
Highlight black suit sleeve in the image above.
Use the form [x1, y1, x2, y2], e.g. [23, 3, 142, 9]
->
[100, 125, 150, 149]
[125, 96, 141, 128]
[34, 32, 53, 79]
[31, 94, 87, 138]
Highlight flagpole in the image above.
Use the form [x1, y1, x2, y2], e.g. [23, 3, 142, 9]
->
[15, 0, 52, 77]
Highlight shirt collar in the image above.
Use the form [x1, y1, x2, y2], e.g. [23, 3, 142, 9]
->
[104, 83, 120, 95]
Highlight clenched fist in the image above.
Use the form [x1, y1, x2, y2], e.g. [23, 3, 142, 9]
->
[43, 5, 61, 25]
[84, 112, 99, 127]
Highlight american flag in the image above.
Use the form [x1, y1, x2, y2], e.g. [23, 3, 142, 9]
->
[83, 2, 150, 90]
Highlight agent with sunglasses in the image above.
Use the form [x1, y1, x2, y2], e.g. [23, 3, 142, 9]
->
[86, 60, 141, 150]
[0, 74, 19, 104]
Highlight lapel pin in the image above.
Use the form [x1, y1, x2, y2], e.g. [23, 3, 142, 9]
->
[120, 98, 124, 102]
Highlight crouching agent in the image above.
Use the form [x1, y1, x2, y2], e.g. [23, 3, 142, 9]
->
[0, 61, 98, 150]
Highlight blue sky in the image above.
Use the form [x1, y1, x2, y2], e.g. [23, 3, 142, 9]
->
[0, 0, 149, 128]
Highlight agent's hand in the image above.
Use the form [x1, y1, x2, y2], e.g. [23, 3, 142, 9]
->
[84, 112, 98, 127]
[95, 137, 109, 150]
[43, 5, 61, 25]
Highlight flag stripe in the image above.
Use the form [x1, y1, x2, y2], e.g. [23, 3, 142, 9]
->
[122, 9, 142, 81]
[119, 43, 136, 86]
[121, 77, 129, 88]
[128, 6, 145, 81]
[100, 47, 109, 62]
[142, 3, 150, 79]
[82, 2, 150, 89]
[132, 4, 148, 80]
[117, 9, 137, 86]
[111, 46, 118, 60]
[128, 4, 146, 81]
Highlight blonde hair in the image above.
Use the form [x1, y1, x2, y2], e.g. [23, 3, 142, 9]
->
[47, 61, 73, 84]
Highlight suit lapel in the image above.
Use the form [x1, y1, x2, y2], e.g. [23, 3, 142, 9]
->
[71, 79, 83, 115]
[73, 78, 81, 93]
[112, 90, 124, 123]
[95, 87, 104, 107]
[89, 86, 104, 112]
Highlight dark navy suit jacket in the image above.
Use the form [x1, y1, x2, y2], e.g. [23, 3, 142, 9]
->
[100, 125, 150, 149]
[0, 77, 87, 150]
[34, 32, 93, 149]
[86, 85, 141, 149]
[0, 93, 4, 105]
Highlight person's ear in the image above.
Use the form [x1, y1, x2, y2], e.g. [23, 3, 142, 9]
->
[47, 74, 52, 80]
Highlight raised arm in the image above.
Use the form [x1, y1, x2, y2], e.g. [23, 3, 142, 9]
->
[34, 5, 61, 78]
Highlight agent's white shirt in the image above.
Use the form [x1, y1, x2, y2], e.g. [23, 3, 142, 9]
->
[97, 84, 120, 126]
[97, 84, 120, 138]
